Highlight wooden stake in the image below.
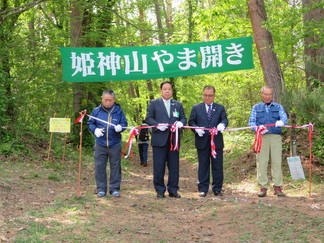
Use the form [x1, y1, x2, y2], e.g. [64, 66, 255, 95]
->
[77, 119, 83, 198]
[61, 115, 69, 164]
[61, 133, 68, 164]
[47, 113, 56, 161]
[308, 125, 313, 197]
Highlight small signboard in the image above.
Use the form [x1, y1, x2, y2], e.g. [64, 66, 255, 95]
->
[287, 156, 305, 180]
[49, 118, 71, 133]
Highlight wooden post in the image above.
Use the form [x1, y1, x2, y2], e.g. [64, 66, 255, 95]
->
[61, 133, 68, 164]
[290, 113, 297, 157]
[61, 115, 69, 164]
[47, 113, 56, 161]
[77, 119, 83, 198]
[308, 125, 313, 197]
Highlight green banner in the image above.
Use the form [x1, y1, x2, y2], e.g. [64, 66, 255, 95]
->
[60, 36, 254, 82]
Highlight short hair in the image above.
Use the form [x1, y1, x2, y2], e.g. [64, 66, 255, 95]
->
[203, 85, 215, 93]
[102, 89, 115, 98]
[160, 81, 172, 89]
[260, 86, 273, 94]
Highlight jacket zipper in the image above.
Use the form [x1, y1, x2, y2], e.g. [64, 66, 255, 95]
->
[106, 106, 115, 147]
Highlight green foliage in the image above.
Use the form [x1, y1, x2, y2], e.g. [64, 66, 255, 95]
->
[313, 126, 324, 164]
[0, 0, 321, 154]
[0, 71, 11, 141]
[283, 86, 324, 124]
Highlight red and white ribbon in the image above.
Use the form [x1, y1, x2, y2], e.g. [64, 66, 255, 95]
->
[74, 110, 87, 124]
[209, 128, 218, 158]
[251, 125, 267, 154]
[74, 110, 314, 158]
[170, 122, 179, 151]
[122, 127, 140, 159]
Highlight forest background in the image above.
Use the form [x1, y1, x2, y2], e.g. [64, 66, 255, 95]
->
[0, 0, 323, 242]
[0, 0, 323, 170]
[0, 0, 323, 163]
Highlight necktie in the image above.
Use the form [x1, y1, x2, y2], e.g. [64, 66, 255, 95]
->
[207, 104, 212, 119]
[165, 100, 170, 117]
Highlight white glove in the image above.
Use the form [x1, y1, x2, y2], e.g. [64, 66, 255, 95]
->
[157, 123, 168, 131]
[114, 124, 122, 132]
[94, 128, 104, 137]
[195, 128, 205, 137]
[217, 123, 225, 133]
[275, 120, 284, 127]
[260, 125, 268, 135]
[175, 121, 184, 128]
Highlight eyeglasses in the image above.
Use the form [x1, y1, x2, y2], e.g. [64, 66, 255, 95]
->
[203, 94, 215, 98]
[262, 93, 273, 97]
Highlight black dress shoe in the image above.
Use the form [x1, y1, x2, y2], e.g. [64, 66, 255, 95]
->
[169, 192, 181, 198]
[199, 192, 207, 197]
[157, 192, 165, 198]
[213, 191, 223, 196]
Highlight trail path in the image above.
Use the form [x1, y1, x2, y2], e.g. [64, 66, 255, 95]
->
[0, 149, 323, 242]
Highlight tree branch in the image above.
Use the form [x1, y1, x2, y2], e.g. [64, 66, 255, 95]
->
[0, 0, 47, 22]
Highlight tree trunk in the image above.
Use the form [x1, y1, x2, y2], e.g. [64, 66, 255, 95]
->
[70, 0, 84, 114]
[154, 0, 166, 45]
[138, 6, 154, 102]
[0, 1, 20, 119]
[302, 0, 324, 90]
[165, 0, 173, 40]
[187, 0, 194, 43]
[247, 0, 284, 103]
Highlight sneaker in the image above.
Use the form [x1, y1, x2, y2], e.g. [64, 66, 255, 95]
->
[257, 188, 267, 197]
[199, 192, 207, 197]
[273, 186, 286, 197]
[97, 191, 106, 197]
[111, 191, 120, 197]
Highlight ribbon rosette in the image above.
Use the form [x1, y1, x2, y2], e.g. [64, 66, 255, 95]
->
[251, 125, 267, 154]
[209, 128, 218, 158]
[170, 122, 179, 151]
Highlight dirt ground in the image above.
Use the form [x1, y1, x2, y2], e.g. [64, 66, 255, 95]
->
[0, 148, 323, 242]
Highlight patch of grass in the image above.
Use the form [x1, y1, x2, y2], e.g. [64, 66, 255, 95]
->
[234, 203, 324, 242]
[48, 173, 60, 181]
[15, 222, 55, 242]
[239, 231, 252, 242]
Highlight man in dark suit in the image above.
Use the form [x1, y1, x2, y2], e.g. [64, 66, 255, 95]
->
[189, 85, 228, 197]
[146, 81, 187, 198]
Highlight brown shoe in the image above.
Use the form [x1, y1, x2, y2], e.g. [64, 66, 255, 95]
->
[273, 186, 286, 197]
[257, 188, 267, 197]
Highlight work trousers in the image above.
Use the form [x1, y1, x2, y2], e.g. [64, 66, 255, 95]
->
[94, 144, 122, 194]
[256, 134, 283, 189]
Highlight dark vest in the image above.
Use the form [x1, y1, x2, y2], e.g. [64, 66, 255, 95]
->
[255, 102, 282, 134]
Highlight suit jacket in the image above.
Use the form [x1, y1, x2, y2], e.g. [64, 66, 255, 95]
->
[189, 102, 228, 150]
[146, 98, 187, 147]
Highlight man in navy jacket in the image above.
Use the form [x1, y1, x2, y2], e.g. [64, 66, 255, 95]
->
[189, 85, 228, 197]
[146, 81, 187, 198]
[88, 89, 128, 198]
